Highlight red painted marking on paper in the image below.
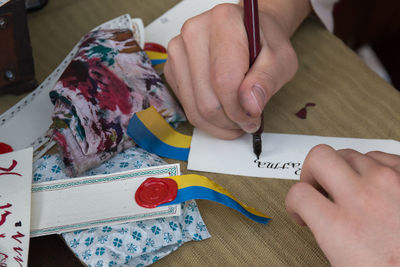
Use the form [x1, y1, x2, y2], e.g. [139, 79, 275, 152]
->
[13, 255, 23, 267]
[295, 103, 316, 119]
[11, 231, 24, 244]
[0, 143, 13, 155]
[0, 172, 21, 176]
[0, 211, 11, 226]
[0, 252, 9, 267]
[0, 203, 12, 226]
[0, 160, 21, 176]
[135, 178, 177, 208]
[0, 203, 12, 209]
[0, 160, 17, 172]
[13, 247, 23, 257]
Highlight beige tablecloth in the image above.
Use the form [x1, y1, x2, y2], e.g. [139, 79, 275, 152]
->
[1, 0, 399, 266]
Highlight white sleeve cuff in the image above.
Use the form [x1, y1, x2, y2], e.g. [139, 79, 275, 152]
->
[310, 0, 339, 32]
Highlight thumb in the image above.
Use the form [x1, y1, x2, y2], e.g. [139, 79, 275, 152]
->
[239, 45, 298, 117]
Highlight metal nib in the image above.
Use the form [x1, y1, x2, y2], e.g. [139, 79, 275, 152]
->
[253, 133, 262, 160]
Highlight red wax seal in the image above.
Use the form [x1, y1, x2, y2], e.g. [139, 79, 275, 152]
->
[144, 42, 167, 53]
[135, 178, 178, 208]
[0, 142, 13, 155]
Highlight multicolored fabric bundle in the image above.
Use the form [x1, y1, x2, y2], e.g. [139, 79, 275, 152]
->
[48, 29, 185, 176]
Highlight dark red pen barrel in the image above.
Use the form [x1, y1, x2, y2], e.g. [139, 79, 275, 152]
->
[244, 0, 263, 158]
[244, 0, 261, 66]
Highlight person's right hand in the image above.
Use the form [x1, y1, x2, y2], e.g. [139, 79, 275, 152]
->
[164, 3, 306, 139]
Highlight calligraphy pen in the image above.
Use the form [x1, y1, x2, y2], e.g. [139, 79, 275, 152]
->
[243, 0, 263, 159]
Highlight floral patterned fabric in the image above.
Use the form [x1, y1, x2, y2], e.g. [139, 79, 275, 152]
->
[48, 29, 185, 176]
[33, 146, 210, 266]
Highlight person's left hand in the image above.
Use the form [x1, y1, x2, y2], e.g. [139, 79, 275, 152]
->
[285, 145, 400, 266]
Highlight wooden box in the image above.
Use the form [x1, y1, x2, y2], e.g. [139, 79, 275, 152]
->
[0, 0, 36, 95]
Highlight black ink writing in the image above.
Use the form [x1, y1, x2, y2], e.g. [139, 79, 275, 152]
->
[254, 159, 302, 176]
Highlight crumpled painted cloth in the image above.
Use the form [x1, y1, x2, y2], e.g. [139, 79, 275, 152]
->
[33, 146, 210, 266]
[48, 29, 185, 176]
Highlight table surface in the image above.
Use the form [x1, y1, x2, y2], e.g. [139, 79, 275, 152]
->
[1, 0, 399, 266]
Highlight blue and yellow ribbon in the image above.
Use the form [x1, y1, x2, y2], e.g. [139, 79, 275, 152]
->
[144, 50, 168, 70]
[145, 50, 168, 65]
[159, 174, 270, 224]
[129, 107, 271, 224]
[127, 106, 191, 160]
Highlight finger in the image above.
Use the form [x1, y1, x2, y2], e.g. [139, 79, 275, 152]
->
[166, 35, 244, 140]
[239, 35, 298, 119]
[337, 149, 384, 175]
[181, 10, 240, 130]
[209, 4, 261, 133]
[365, 151, 400, 171]
[164, 59, 177, 91]
[286, 182, 337, 230]
[301, 144, 361, 202]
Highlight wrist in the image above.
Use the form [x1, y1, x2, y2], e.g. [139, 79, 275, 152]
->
[240, 0, 311, 37]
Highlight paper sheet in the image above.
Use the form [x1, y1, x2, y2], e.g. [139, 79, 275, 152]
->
[0, 148, 33, 267]
[30, 164, 181, 237]
[188, 129, 400, 180]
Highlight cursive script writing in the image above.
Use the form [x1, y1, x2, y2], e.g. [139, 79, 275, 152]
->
[254, 159, 302, 175]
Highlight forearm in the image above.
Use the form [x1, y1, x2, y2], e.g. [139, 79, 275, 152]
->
[240, 0, 311, 37]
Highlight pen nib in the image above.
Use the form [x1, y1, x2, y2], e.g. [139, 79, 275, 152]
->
[253, 134, 262, 160]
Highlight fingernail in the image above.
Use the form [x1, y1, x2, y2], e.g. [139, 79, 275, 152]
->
[239, 122, 259, 133]
[251, 85, 266, 114]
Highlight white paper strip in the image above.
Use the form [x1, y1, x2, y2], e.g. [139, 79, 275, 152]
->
[0, 148, 33, 267]
[145, 0, 238, 47]
[188, 129, 400, 180]
[30, 164, 180, 237]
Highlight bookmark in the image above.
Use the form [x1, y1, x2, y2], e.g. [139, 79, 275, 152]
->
[136, 175, 270, 224]
[144, 48, 168, 66]
[145, 50, 168, 65]
[30, 164, 181, 237]
[127, 106, 191, 160]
